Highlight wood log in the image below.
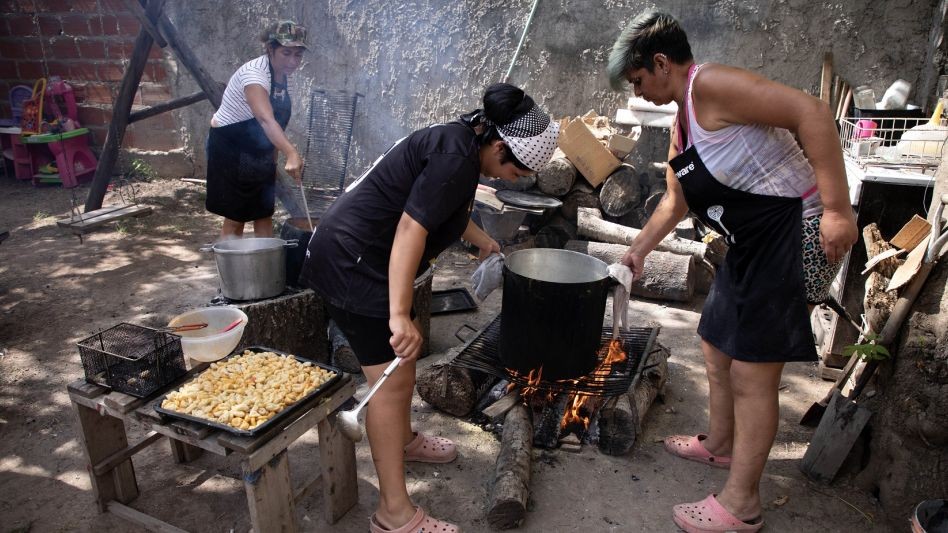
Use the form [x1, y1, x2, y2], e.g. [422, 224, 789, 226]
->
[863, 223, 898, 334]
[565, 240, 695, 302]
[610, 206, 649, 230]
[561, 182, 600, 223]
[598, 342, 669, 455]
[599, 164, 641, 217]
[695, 259, 715, 295]
[487, 404, 533, 530]
[577, 207, 709, 264]
[232, 289, 329, 363]
[128, 90, 207, 123]
[642, 191, 664, 219]
[536, 152, 576, 197]
[416, 355, 499, 417]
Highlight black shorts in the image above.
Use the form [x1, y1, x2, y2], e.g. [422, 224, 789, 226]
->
[326, 304, 400, 367]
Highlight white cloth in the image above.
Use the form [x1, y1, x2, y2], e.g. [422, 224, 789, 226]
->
[470, 253, 505, 301]
[607, 263, 633, 339]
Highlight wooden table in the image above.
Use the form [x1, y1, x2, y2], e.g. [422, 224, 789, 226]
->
[67, 371, 358, 532]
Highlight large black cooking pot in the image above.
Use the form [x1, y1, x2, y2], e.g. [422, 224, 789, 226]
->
[500, 248, 611, 380]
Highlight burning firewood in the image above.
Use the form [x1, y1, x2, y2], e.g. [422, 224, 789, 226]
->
[597, 342, 669, 455]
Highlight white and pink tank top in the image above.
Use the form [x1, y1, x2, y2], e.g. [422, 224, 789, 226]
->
[677, 64, 822, 218]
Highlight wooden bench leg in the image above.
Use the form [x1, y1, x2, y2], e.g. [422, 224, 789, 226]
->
[72, 401, 139, 511]
[243, 450, 297, 532]
[317, 412, 358, 523]
[169, 439, 204, 463]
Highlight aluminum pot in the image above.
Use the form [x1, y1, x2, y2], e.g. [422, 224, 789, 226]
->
[499, 248, 611, 380]
[203, 238, 298, 301]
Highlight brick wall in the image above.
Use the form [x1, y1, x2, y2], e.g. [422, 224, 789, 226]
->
[0, 0, 183, 154]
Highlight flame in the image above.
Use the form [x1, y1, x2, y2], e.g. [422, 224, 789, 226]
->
[558, 339, 628, 435]
[560, 393, 595, 430]
[602, 338, 627, 365]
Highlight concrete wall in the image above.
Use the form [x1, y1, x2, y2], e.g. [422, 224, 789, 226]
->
[166, 0, 941, 180]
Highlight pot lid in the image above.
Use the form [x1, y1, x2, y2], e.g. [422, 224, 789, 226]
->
[496, 189, 563, 209]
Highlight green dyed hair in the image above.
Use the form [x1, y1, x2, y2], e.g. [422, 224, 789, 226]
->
[607, 12, 693, 91]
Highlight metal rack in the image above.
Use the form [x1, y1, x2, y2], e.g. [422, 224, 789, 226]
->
[838, 116, 946, 173]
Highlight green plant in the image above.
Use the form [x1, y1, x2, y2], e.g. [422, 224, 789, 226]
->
[843, 333, 891, 362]
[127, 158, 158, 182]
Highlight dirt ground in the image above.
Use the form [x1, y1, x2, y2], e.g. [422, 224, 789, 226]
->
[0, 176, 898, 532]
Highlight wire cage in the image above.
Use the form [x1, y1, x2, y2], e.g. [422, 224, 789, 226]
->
[296, 89, 361, 217]
[839, 115, 947, 170]
[77, 323, 187, 398]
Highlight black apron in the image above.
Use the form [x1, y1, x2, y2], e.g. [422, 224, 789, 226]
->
[206, 60, 291, 222]
[670, 67, 815, 363]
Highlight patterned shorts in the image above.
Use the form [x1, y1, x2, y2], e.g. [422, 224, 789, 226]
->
[802, 214, 842, 304]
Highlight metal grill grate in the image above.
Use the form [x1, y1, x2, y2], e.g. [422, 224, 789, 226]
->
[297, 89, 361, 217]
[451, 314, 658, 397]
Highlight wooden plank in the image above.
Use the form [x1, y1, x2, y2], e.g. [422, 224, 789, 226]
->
[120, 0, 168, 47]
[482, 389, 521, 419]
[85, 0, 164, 212]
[104, 391, 146, 414]
[820, 52, 833, 103]
[889, 214, 932, 251]
[129, 91, 207, 123]
[240, 379, 356, 470]
[144, 421, 230, 456]
[58, 204, 153, 232]
[93, 431, 163, 476]
[887, 235, 930, 291]
[242, 450, 297, 533]
[73, 401, 139, 511]
[58, 204, 128, 224]
[168, 420, 213, 439]
[107, 501, 188, 533]
[800, 390, 872, 483]
[68, 379, 108, 399]
[292, 472, 323, 504]
[169, 439, 204, 463]
[219, 377, 354, 457]
[317, 412, 358, 523]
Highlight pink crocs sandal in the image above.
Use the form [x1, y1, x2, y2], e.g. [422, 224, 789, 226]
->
[404, 432, 458, 464]
[370, 506, 460, 533]
[664, 434, 732, 469]
[673, 494, 763, 533]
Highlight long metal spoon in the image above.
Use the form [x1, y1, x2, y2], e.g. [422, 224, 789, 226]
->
[338, 357, 402, 442]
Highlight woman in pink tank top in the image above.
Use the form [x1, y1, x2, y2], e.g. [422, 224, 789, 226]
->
[607, 12, 857, 533]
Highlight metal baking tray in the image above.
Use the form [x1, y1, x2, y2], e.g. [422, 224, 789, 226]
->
[154, 345, 341, 437]
[431, 288, 478, 315]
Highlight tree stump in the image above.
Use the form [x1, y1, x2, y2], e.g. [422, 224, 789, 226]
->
[536, 152, 576, 197]
[599, 164, 641, 217]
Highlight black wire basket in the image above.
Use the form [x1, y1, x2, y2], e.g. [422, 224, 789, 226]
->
[77, 323, 187, 398]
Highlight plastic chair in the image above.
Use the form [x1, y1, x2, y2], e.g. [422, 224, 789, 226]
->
[9, 84, 32, 123]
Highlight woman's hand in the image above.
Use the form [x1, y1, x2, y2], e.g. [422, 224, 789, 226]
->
[478, 238, 501, 262]
[285, 151, 303, 183]
[621, 247, 648, 281]
[389, 313, 422, 363]
[819, 207, 858, 263]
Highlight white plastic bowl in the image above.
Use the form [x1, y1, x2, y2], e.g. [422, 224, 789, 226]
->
[168, 307, 248, 362]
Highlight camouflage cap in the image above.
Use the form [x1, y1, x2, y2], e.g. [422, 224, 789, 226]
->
[269, 20, 308, 49]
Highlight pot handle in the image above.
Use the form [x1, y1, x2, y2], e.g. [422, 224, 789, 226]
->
[283, 239, 299, 249]
[199, 243, 215, 252]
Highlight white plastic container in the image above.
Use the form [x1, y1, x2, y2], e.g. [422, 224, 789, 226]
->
[168, 307, 248, 362]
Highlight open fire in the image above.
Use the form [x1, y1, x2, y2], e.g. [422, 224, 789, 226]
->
[506, 338, 629, 444]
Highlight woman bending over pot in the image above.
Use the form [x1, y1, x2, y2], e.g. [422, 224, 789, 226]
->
[299, 83, 559, 533]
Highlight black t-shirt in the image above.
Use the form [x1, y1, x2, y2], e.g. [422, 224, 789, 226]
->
[298, 120, 480, 317]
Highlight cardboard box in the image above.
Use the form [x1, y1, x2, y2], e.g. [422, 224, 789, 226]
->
[608, 128, 641, 159]
[558, 118, 621, 187]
